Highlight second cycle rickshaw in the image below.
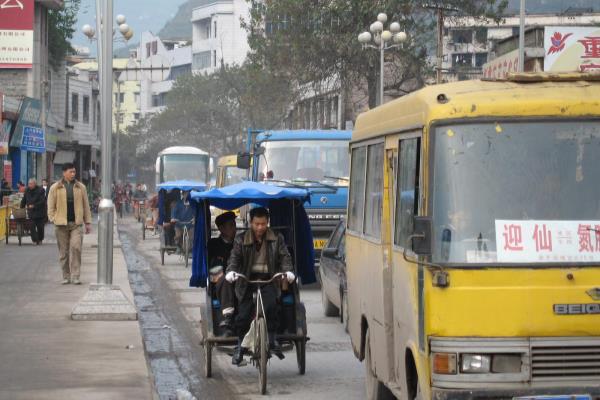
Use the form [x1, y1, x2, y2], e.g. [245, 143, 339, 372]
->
[189, 181, 317, 395]
[157, 180, 206, 267]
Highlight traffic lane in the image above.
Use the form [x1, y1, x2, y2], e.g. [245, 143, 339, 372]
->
[213, 286, 366, 400]
[124, 217, 365, 399]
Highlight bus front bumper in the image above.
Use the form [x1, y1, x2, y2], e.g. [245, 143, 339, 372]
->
[432, 387, 600, 400]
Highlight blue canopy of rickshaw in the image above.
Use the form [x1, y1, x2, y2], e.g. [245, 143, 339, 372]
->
[189, 181, 316, 288]
[157, 180, 207, 192]
[157, 180, 206, 226]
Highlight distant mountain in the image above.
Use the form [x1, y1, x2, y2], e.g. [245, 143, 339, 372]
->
[157, 0, 213, 40]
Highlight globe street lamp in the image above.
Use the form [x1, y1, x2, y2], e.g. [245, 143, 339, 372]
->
[358, 13, 407, 106]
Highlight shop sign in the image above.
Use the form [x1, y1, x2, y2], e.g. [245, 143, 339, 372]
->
[0, 0, 35, 68]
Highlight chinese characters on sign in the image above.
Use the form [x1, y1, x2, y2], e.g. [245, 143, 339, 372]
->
[544, 27, 600, 73]
[0, 0, 33, 68]
[21, 126, 45, 153]
[496, 220, 600, 263]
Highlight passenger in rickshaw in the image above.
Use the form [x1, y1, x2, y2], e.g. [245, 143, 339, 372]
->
[207, 211, 237, 337]
[225, 207, 296, 365]
[171, 189, 195, 253]
[162, 189, 180, 246]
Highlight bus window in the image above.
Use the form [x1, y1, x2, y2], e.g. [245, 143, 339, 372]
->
[394, 138, 421, 248]
[348, 146, 367, 233]
[364, 143, 384, 239]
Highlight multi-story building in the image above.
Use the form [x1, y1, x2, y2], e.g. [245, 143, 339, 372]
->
[136, 31, 192, 117]
[442, 12, 600, 81]
[191, 0, 250, 74]
[0, 0, 64, 187]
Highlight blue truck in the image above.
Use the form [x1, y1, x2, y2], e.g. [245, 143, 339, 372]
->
[237, 129, 351, 262]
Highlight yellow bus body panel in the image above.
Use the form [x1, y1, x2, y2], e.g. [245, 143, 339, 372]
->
[426, 268, 600, 338]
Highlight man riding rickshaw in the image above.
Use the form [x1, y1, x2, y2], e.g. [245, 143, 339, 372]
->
[157, 180, 206, 267]
[189, 181, 316, 394]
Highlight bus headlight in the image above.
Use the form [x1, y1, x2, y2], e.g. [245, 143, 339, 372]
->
[460, 354, 491, 373]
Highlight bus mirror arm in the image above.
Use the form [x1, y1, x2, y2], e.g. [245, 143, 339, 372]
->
[402, 247, 449, 288]
[403, 219, 450, 288]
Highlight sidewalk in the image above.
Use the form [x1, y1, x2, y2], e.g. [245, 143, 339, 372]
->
[0, 222, 153, 400]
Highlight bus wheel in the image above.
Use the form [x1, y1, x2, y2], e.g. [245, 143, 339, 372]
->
[365, 329, 395, 400]
[406, 352, 423, 400]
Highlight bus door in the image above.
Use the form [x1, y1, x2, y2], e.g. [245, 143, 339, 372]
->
[391, 133, 424, 391]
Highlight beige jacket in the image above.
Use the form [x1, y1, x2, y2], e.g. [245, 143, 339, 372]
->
[47, 179, 92, 226]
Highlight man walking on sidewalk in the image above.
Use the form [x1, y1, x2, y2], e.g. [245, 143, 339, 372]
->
[47, 163, 92, 285]
[20, 178, 47, 245]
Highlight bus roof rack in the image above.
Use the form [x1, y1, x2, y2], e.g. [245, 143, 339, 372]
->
[482, 72, 600, 83]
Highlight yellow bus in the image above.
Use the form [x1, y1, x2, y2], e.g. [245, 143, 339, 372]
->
[215, 155, 247, 188]
[346, 73, 600, 399]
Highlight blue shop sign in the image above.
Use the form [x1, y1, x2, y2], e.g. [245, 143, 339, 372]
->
[21, 126, 45, 153]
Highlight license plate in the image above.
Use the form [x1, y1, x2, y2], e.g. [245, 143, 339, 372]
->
[313, 239, 327, 249]
[514, 396, 591, 400]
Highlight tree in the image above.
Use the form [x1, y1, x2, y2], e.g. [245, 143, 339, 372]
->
[128, 64, 295, 174]
[244, 0, 508, 109]
[48, 0, 81, 69]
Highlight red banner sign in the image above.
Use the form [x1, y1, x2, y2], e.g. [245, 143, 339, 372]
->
[0, 0, 35, 68]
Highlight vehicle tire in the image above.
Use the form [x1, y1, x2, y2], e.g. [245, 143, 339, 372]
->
[5, 220, 8, 244]
[341, 290, 349, 333]
[295, 339, 306, 375]
[142, 222, 146, 240]
[365, 330, 395, 400]
[321, 287, 339, 317]
[160, 248, 165, 265]
[184, 240, 190, 269]
[257, 317, 268, 395]
[204, 341, 212, 378]
[17, 223, 22, 246]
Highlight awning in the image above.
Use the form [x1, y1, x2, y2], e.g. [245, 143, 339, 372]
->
[53, 150, 75, 164]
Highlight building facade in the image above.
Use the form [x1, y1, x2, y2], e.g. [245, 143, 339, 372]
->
[0, 0, 64, 188]
[191, 0, 250, 74]
[442, 12, 600, 81]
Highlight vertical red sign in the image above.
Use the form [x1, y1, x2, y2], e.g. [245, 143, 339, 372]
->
[0, 0, 35, 68]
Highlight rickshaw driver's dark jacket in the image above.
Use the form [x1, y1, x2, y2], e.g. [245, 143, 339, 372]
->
[226, 228, 293, 300]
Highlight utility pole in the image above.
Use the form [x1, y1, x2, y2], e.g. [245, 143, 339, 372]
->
[422, 3, 459, 84]
[518, 0, 526, 72]
[115, 79, 121, 182]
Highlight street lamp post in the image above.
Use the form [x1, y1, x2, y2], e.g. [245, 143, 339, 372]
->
[83, 14, 133, 184]
[71, 0, 136, 321]
[358, 13, 407, 106]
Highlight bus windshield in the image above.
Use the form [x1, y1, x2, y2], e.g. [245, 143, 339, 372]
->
[257, 140, 349, 186]
[224, 166, 247, 186]
[161, 154, 209, 183]
[432, 121, 600, 265]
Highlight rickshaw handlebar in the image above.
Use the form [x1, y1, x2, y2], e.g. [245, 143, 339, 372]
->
[234, 272, 286, 285]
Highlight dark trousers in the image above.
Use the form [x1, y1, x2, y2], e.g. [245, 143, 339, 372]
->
[235, 282, 279, 341]
[30, 218, 45, 243]
[215, 277, 235, 311]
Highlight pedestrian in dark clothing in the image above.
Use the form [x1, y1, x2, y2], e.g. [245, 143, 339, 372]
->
[1, 179, 11, 204]
[20, 178, 47, 245]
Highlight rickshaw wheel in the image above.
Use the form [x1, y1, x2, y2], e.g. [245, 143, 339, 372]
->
[204, 341, 212, 378]
[295, 339, 306, 375]
[184, 241, 190, 269]
[258, 317, 268, 395]
[142, 222, 146, 240]
[160, 248, 165, 265]
[17, 222, 23, 246]
[5, 219, 8, 244]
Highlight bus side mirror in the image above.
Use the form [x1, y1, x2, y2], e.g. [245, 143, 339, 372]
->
[411, 216, 433, 256]
[237, 152, 251, 169]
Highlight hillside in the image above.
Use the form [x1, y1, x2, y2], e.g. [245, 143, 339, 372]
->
[158, 0, 215, 40]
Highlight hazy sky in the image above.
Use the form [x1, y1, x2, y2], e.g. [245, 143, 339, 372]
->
[73, 0, 188, 55]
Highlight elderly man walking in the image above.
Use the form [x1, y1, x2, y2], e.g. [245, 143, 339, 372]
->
[20, 178, 47, 245]
[47, 163, 92, 285]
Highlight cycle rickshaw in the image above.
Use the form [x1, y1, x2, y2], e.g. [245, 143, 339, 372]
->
[189, 181, 316, 394]
[157, 180, 206, 268]
[5, 207, 33, 246]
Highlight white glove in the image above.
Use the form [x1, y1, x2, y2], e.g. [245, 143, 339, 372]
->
[225, 271, 238, 283]
[285, 271, 296, 283]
